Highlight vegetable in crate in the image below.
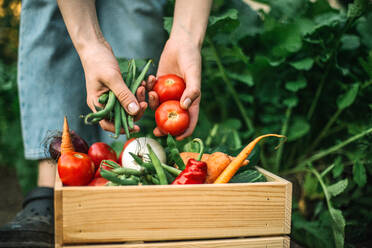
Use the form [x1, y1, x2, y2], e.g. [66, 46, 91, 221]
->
[88, 177, 109, 186]
[155, 100, 190, 136]
[121, 137, 166, 170]
[172, 138, 207, 185]
[58, 117, 95, 186]
[47, 130, 89, 161]
[214, 134, 285, 184]
[88, 142, 118, 170]
[153, 74, 186, 103]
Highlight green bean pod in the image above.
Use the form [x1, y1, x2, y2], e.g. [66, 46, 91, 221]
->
[147, 144, 168, 185]
[120, 107, 130, 139]
[127, 116, 134, 129]
[111, 167, 145, 176]
[130, 60, 152, 94]
[111, 100, 121, 139]
[85, 91, 116, 124]
[98, 93, 109, 104]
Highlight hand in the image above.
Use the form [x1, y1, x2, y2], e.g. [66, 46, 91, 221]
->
[80, 40, 147, 133]
[147, 37, 202, 140]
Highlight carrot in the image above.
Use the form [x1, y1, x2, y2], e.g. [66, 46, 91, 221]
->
[179, 152, 248, 167]
[205, 152, 231, 184]
[60, 116, 74, 154]
[214, 134, 286, 184]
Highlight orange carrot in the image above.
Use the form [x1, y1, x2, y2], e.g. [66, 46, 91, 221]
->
[214, 134, 286, 184]
[60, 116, 74, 154]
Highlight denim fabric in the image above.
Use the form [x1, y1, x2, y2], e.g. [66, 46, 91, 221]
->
[17, 0, 166, 160]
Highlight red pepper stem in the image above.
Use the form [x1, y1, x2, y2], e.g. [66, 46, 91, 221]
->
[193, 138, 205, 161]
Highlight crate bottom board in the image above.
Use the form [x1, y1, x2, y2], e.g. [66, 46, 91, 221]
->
[59, 236, 290, 248]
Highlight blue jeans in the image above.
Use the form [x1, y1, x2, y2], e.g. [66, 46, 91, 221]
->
[18, 0, 166, 159]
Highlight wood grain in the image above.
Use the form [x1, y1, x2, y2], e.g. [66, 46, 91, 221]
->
[55, 168, 63, 248]
[61, 236, 289, 248]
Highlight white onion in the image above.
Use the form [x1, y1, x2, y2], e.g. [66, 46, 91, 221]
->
[121, 137, 166, 170]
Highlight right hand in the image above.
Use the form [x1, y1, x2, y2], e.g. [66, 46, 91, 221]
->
[79, 40, 147, 133]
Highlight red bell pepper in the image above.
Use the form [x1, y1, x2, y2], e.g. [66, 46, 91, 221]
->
[172, 138, 207, 185]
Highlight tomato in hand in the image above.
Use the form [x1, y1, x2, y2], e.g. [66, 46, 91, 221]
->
[88, 142, 117, 170]
[153, 74, 186, 103]
[118, 138, 135, 165]
[88, 177, 109, 186]
[155, 100, 190, 136]
[58, 152, 95, 186]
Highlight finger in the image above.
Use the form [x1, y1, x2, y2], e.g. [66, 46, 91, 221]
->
[180, 66, 201, 110]
[148, 91, 160, 110]
[153, 127, 166, 137]
[136, 85, 146, 102]
[176, 98, 200, 141]
[99, 119, 116, 133]
[134, 101, 148, 121]
[104, 71, 140, 115]
[130, 125, 140, 133]
[146, 75, 157, 91]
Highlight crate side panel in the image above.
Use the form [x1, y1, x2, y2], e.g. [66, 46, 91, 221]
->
[62, 184, 287, 243]
[62, 236, 289, 248]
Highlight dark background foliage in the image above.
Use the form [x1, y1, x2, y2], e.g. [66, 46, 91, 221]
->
[0, 0, 371, 247]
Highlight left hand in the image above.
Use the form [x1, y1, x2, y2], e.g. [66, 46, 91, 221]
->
[146, 36, 202, 140]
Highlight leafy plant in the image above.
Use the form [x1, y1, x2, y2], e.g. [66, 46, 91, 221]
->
[163, 0, 372, 247]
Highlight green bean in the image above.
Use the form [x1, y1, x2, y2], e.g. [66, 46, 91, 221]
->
[85, 91, 116, 124]
[161, 163, 181, 176]
[101, 160, 121, 169]
[125, 59, 135, 89]
[130, 60, 152, 94]
[147, 144, 168, 185]
[120, 107, 130, 139]
[118, 175, 140, 185]
[164, 170, 176, 183]
[90, 117, 103, 124]
[98, 93, 109, 104]
[111, 100, 121, 139]
[147, 175, 160, 185]
[127, 116, 134, 129]
[100, 168, 126, 185]
[129, 153, 155, 173]
[111, 167, 144, 176]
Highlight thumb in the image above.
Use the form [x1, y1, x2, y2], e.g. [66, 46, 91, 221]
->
[180, 66, 201, 110]
[106, 72, 140, 115]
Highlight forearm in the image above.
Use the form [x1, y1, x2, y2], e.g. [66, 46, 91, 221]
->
[171, 0, 212, 49]
[57, 0, 104, 55]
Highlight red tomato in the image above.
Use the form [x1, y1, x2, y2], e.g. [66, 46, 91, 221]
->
[88, 142, 117, 170]
[118, 138, 136, 165]
[88, 177, 109, 186]
[58, 152, 95, 186]
[153, 74, 186, 103]
[155, 100, 190, 136]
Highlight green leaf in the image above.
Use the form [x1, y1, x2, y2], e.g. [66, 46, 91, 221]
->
[329, 207, 346, 248]
[340, 34, 360, 50]
[336, 83, 359, 110]
[288, 118, 310, 141]
[304, 172, 318, 197]
[163, 17, 173, 34]
[289, 58, 314, 70]
[347, 0, 369, 19]
[209, 9, 238, 26]
[332, 157, 344, 178]
[285, 77, 307, 92]
[229, 169, 266, 183]
[353, 160, 367, 187]
[117, 58, 129, 74]
[327, 179, 348, 197]
[227, 70, 254, 86]
[283, 96, 298, 107]
[221, 118, 242, 130]
[239, 94, 254, 103]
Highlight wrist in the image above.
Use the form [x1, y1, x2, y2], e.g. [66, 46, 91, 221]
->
[169, 27, 204, 50]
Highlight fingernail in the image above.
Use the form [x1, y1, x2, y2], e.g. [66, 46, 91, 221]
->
[183, 98, 192, 109]
[128, 102, 139, 114]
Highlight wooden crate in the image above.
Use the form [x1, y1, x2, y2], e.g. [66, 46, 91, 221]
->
[55, 167, 292, 248]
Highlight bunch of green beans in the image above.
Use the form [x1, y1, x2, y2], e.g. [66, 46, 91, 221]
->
[82, 59, 152, 139]
[99, 146, 182, 186]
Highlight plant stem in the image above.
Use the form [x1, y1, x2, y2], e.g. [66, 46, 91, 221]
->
[306, 19, 353, 120]
[300, 126, 372, 167]
[206, 36, 254, 132]
[274, 106, 292, 173]
[309, 165, 332, 209]
[206, 124, 218, 146]
[307, 108, 343, 154]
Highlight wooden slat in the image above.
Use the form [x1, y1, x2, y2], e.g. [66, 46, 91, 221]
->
[62, 236, 289, 248]
[61, 181, 287, 243]
[55, 169, 63, 248]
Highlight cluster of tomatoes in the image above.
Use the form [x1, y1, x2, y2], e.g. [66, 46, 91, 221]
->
[153, 74, 190, 136]
[58, 141, 133, 186]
